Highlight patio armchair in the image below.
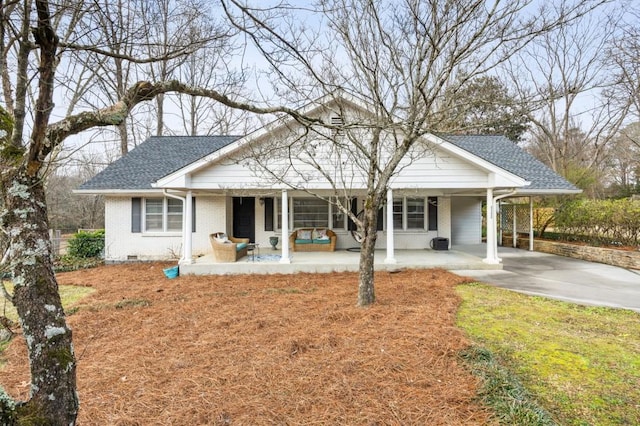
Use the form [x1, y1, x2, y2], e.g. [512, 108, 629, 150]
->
[210, 233, 250, 262]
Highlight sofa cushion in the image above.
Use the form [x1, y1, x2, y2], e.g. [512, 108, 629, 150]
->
[311, 239, 331, 244]
[312, 228, 328, 239]
[236, 242, 248, 251]
[295, 239, 313, 244]
[297, 229, 312, 240]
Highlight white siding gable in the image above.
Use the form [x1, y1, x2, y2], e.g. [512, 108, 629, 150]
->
[158, 102, 526, 191]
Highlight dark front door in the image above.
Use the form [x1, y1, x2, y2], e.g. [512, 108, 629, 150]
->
[233, 197, 255, 242]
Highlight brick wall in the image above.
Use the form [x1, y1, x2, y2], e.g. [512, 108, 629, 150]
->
[503, 235, 640, 270]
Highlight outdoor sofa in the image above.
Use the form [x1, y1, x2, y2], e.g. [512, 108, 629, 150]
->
[289, 228, 337, 252]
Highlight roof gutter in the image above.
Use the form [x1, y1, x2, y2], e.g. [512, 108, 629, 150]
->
[163, 189, 191, 264]
[494, 188, 518, 203]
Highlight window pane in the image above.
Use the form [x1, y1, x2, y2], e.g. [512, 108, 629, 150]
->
[167, 199, 183, 231]
[332, 198, 346, 229]
[406, 198, 424, 229]
[167, 215, 182, 231]
[167, 198, 182, 213]
[145, 199, 163, 231]
[393, 199, 403, 229]
[293, 198, 329, 228]
[146, 198, 163, 213]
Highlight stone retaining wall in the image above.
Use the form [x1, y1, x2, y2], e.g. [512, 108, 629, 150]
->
[502, 235, 640, 270]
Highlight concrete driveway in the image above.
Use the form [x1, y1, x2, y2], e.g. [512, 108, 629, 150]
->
[455, 246, 640, 313]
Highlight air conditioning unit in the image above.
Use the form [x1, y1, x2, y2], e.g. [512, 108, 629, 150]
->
[430, 237, 449, 251]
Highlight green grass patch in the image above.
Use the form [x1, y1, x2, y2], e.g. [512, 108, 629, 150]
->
[1, 281, 95, 321]
[456, 283, 640, 426]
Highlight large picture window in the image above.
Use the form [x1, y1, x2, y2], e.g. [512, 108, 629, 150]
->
[293, 198, 329, 228]
[144, 198, 183, 232]
[275, 197, 339, 230]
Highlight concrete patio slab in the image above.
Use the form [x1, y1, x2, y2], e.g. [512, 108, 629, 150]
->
[179, 245, 501, 276]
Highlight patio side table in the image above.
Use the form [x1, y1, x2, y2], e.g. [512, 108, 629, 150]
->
[247, 243, 260, 261]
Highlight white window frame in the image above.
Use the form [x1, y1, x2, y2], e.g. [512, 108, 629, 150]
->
[392, 197, 427, 231]
[277, 197, 341, 230]
[331, 197, 347, 230]
[143, 197, 183, 233]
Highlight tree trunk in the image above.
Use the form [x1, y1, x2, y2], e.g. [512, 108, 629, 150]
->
[156, 92, 164, 136]
[1, 168, 78, 425]
[118, 120, 129, 156]
[357, 204, 379, 306]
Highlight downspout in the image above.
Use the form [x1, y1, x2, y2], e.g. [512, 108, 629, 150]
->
[163, 189, 192, 264]
[491, 189, 518, 262]
[485, 188, 518, 265]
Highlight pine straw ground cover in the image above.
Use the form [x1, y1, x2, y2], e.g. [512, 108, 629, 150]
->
[1, 263, 493, 425]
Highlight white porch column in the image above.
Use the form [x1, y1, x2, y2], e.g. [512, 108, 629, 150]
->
[529, 196, 534, 251]
[483, 188, 500, 264]
[183, 190, 193, 264]
[385, 188, 396, 264]
[280, 190, 291, 263]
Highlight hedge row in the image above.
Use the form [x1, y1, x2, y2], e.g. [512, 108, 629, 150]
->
[554, 199, 640, 246]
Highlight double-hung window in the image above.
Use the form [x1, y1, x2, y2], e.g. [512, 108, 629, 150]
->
[406, 198, 425, 229]
[392, 197, 427, 230]
[331, 197, 347, 229]
[393, 199, 404, 229]
[144, 198, 183, 232]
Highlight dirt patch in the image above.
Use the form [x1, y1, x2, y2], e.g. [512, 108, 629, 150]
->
[1, 264, 491, 425]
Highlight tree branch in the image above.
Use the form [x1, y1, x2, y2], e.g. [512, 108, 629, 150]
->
[44, 80, 324, 156]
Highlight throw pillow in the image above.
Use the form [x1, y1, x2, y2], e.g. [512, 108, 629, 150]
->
[297, 229, 312, 240]
[214, 232, 229, 243]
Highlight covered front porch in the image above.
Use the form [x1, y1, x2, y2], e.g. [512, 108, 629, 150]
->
[179, 244, 501, 275]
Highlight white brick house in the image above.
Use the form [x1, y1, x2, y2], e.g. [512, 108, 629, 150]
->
[76, 95, 579, 266]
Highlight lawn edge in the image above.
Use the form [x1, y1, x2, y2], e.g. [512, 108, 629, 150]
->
[459, 345, 557, 426]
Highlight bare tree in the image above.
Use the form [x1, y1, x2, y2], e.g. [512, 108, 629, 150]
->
[171, 45, 253, 135]
[0, 0, 613, 422]
[142, 0, 236, 136]
[220, 0, 608, 306]
[62, 0, 235, 155]
[46, 155, 106, 232]
[506, 7, 626, 196]
[0, 1, 301, 422]
[607, 5, 640, 148]
[606, 122, 640, 196]
[62, 0, 147, 155]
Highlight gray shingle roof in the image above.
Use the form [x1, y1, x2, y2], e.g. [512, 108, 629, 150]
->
[78, 135, 240, 190]
[79, 134, 578, 193]
[443, 135, 579, 192]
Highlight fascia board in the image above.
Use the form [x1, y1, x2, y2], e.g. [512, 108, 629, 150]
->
[73, 189, 165, 196]
[515, 188, 583, 196]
